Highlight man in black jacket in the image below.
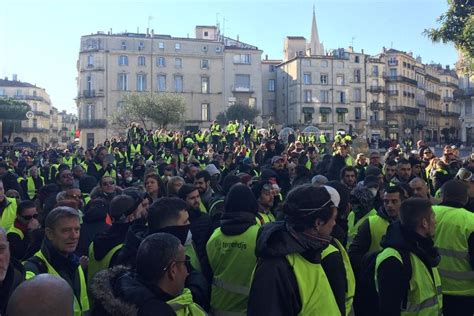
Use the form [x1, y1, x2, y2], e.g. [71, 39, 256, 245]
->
[0, 227, 25, 315]
[328, 144, 350, 181]
[0, 162, 22, 196]
[91, 233, 206, 316]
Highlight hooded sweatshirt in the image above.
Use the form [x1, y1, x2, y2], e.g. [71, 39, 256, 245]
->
[247, 221, 334, 316]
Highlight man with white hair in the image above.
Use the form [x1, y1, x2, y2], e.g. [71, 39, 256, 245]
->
[0, 227, 25, 314]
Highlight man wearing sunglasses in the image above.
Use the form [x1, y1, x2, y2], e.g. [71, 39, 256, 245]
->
[7, 201, 40, 260]
[91, 233, 206, 316]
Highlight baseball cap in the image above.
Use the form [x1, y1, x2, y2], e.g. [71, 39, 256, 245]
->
[271, 156, 284, 164]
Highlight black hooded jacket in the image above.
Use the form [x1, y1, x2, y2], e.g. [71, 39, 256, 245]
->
[377, 221, 440, 316]
[0, 259, 25, 315]
[91, 222, 131, 267]
[247, 221, 344, 316]
[76, 206, 110, 257]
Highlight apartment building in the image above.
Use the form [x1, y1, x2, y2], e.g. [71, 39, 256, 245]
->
[455, 51, 474, 145]
[76, 26, 262, 146]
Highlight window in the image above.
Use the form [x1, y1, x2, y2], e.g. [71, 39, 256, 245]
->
[465, 100, 472, 115]
[338, 91, 346, 103]
[175, 58, 182, 68]
[175, 43, 181, 50]
[121, 41, 127, 50]
[157, 57, 166, 67]
[201, 103, 210, 121]
[304, 90, 312, 103]
[302, 59, 311, 66]
[269, 65, 276, 72]
[87, 55, 93, 67]
[390, 68, 397, 77]
[118, 73, 128, 91]
[85, 104, 95, 120]
[355, 56, 360, 63]
[336, 75, 344, 85]
[204, 31, 209, 36]
[355, 107, 361, 120]
[158, 42, 164, 49]
[353, 88, 362, 102]
[136, 74, 147, 91]
[33, 118, 37, 128]
[201, 77, 209, 93]
[354, 69, 361, 83]
[0, 89, 5, 96]
[320, 90, 329, 103]
[138, 41, 144, 51]
[268, 79, 275, 92]
[138, 56, 146, 66]
[201, 59, 209, 69]
[337, 112, 345, 123]
[321, 113, 328, 123]
[234, 74, 250, 91]
[86, 75, 92, 91]
[303, 73, 312, 85]
[233, 54, 251, 64]
[157, 75, 166, 91]
[174, 75, 183, 92]
[320, 74, 328, 85]
[249, 97, 256, 107]
[372, 65, 379, 76]
[118, 55, 128, 66]
[321, 60, 328, 67]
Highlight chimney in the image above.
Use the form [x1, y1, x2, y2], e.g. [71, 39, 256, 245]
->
[265, 54, 268, 60]
[4, 76, 7, 80]
[348, 46, 353, 52]
[12, 74, 17, 81]
[382, 46, 386, 53]
[361, 49, 364, 54]
[446, 65, 450, 70]
[237, 35, 239, 42]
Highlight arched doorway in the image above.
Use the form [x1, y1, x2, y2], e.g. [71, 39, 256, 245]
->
[31, 137, 38, 143]
[13, 137, 23, 142]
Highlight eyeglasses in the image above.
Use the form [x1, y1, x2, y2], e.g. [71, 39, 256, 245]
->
[298, 198, 335, 216]
[102, 181, 115, 186]
[21, 213, 38, 220]
[163, 258, 191, 271]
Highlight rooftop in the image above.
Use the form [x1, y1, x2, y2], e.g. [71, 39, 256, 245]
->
[0, 78, 37, 88]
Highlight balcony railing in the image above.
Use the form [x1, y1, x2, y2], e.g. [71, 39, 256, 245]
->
[426, 91, 441, 100]
[9, 94, 51, 105]
[78, 119, 107, 129]
[369, 86, 385, 93]
[32, 110, 50, 118]
[22, 127, 48, 133]
[231, 85, 254, 93]
[80, 65, 105, 72]
[388, 60, 398, 66]
[387, 90, 399, 96]
[384, 75, 418, 86]
[416, 120, 427, 127]
[78, 90, 105, 99]
[443, 96, 454, 102]
[389, 106, 419, 115]
[440, 82, 458, 89]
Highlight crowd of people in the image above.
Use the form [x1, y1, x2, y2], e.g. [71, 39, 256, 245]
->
[0, 120, 473, 316]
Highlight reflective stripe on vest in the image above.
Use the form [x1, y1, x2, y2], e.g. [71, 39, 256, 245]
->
[93, 162, 116, 180]
[255, 211, 275, 226]
[376, 247, 443, 316]
[26, 250, 90, 316]
[199, 200, 207, 213]
[206, 225, 259, 314]
[130, 143, 141, 159]
[26, 176, 43, 200]
[433, 205, 474, 296]
[87, 242, 123, 286]
[286, 252, 341, 315]
[0, 197, 17, 231]
[166, 288, 207, 316]
[185, 243, 202, 272]
[368, 214, 389, 253]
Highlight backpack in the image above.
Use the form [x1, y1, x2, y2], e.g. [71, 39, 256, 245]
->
[354, 249, 412, 315]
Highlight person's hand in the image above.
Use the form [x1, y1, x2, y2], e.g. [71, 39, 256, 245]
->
[27, 218, 40, 231]
[80, 256, 89, 270]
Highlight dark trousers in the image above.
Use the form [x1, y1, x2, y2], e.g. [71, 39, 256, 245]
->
[443, 294, 474, 316]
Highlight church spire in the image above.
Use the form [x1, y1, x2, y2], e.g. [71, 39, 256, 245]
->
[310, 4, 324, 55]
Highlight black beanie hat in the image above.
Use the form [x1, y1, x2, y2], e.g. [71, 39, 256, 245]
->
[224, 183, 258, 214]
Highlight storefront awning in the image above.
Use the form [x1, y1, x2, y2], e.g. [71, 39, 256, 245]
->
[336, 108, 348, 113]
[320, 107, 331, 114]
[302, 107, 315, 114]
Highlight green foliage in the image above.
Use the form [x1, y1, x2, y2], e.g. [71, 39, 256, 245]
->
[215, 112, 227, 125]
[112, 92, 186, 129]
[0, 98, 31, 120]
[424, 0, 474, 72]
[219, 103, 260, 124]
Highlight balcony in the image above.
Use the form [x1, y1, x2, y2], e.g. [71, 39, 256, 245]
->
[231, 85, 254, 93]
[369, 120, 386, 128]
[369, 86, 385, 93]
[440, 81, 458, 89]
[443, 96, 454, 102]
[384, 75, 418, 86]
[369, 102, 386, 111]
[78, 119, 107, 129]
[33, 110, 50, 118]
[22, 127, 48, 133]
[453, 88, 474, 99]
[389, 106, 419, 115]
[441, 111, 460, 118]
[10, 94, 51, 105]
[80, 64, 105, 72]
[388, 60, 399, 66]
[416, 120, 427, 127]
[387, 90, 399, 96]
[417, 100, 426, 108]
[78, 90, 105, 99]
[426, 91, 441, 100]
